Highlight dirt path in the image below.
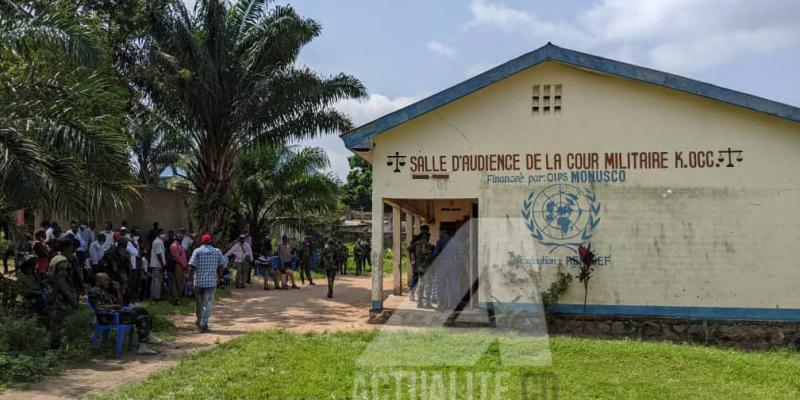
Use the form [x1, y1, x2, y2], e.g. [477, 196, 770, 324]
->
[1, 275, 391, 400]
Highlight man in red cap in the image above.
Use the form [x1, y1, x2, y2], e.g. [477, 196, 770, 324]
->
[188, 233, 227, 332]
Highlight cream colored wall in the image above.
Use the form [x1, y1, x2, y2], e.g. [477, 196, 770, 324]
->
[429, 199, 473, 241]
[370, 61, 800, 310]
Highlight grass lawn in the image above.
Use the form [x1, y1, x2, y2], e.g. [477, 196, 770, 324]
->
[97, 330, 800, 400]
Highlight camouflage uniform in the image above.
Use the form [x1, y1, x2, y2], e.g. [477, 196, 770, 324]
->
[88, 286, 153, 342]
[412, 233, 434, 308]
[353, 240, 365, 276]
[321, 242, 338, 298]
[297, 240, 314, 285]
[44, 253, 80, 349]
[336, 241, 349, 275]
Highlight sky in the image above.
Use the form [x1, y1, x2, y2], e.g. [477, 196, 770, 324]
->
[184, 0, 800, 179]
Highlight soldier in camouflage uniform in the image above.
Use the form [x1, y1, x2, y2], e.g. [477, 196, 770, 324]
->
[44, 237, 81, 349]
[297, 237, 315, 285]
[321, 239, 338, 298]
[353, 239, 365, 276]
[412, 225, 434, 309]
[336, 240, 349, 275]
[88, 272, 161, 355]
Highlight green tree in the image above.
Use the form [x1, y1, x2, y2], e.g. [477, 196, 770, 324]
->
[128, 108, 191, 185]
[233, 143, 340, 241]
[0, 1, 138, 222]
[341, 154, 372, 211]
[139, 0, 366, 231]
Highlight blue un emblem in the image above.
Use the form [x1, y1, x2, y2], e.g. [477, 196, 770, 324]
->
[521, 183, 601, 251]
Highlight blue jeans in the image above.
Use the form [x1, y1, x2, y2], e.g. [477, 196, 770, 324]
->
[194, 287, 215, 327]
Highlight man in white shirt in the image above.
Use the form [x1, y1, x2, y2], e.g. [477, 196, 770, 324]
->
[44, 221, 54, 242]
[126, 230, 141, 301]
[65, 220, 89, 282]
[78, 222, 92, 256]
[180, 228, 193, 252]
[150, 229, 167, 300]
[101, 221, 114, 251]
[225, 235, 253, 289]
[89, 233, 106, 275]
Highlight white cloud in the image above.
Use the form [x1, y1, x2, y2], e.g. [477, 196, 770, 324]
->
[297, 94, 422, 180]
[467, 0, 533, 32]
[466, 0, 583, 41]
[335, 94, 421, 126]
[427, 40, 457, 58]
[466, 0, 800, 74]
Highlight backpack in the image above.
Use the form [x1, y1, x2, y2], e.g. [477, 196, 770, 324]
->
[48, 254, 68, 278]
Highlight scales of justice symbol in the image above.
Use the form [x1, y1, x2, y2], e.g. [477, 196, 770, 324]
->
[522, 183, 601, 252]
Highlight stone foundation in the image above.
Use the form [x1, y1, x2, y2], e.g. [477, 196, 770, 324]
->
[369, 307, 800, 350]
[549, 314, 800, 350]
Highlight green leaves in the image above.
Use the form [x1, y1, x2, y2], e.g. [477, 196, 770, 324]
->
[141, 0, 365, 229]
[234, 142, 340, 238]
[342, 155, 372, 211]
[0, 0, 138, 218]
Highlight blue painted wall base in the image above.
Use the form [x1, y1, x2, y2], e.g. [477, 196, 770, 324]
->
[551, 304, 800, 321]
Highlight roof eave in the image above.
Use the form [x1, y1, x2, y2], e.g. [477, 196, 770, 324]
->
[340, 43, 800, 151]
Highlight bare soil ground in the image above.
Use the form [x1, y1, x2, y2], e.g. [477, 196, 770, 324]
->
[1, 275, 390, 400]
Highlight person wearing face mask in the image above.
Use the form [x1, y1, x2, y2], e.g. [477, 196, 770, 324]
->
[150, 228, 167, 300]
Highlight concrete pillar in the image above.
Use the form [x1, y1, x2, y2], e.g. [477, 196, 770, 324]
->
[371, 196, 385, 311]
[392, 206, 402, 295]
[405, 212, 414, 287]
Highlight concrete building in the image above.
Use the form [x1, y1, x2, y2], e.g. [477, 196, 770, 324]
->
[340, 43, 800, 322]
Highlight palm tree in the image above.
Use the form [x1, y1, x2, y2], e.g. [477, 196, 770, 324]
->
[0, 1, 138, 222]
[129, 108, 191, 185]
[234, 143, 340, 242]
[140, 0, 366, 231]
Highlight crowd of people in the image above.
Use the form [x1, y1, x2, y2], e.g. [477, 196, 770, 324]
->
[3, 219, 374, 355]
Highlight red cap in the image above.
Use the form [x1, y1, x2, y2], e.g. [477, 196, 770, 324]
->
[200, 233, 213, 244]
[113, 231, 121, 241]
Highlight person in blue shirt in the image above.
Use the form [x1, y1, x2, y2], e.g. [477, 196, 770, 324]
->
[188, 233, 227, 332]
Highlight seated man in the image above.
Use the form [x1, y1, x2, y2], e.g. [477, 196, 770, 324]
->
[88, 272, 162, 355]
[275, 256, 299, 290]
[254, 253, 280, 290]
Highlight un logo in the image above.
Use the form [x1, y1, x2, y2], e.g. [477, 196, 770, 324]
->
[521, 183, 601, 251]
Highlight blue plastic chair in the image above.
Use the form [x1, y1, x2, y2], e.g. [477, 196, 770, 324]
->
[270, 256, 282, 270]
[87, 299, 134, 358]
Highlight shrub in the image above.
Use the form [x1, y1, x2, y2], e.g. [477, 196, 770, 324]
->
[0, 316, 49, 357]
[61, 309, 93, 361]
[0, 352, 58, 384]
